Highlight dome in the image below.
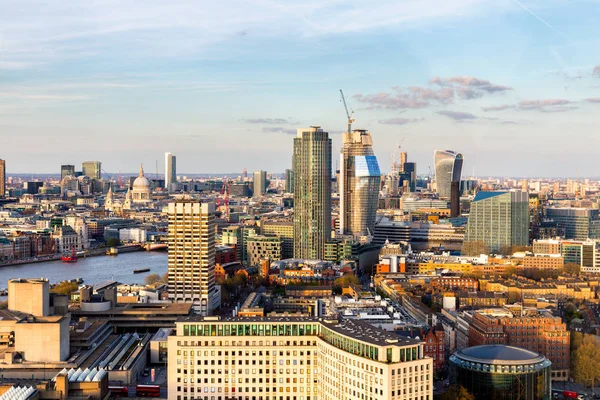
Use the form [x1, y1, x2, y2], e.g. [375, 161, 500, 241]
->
[133, 164, 151, 189]
[456, 345, 545, 365]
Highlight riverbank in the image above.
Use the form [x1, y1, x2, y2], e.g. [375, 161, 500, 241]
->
[0, 244, 143, 268]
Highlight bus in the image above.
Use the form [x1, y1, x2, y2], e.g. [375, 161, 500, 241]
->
[136, 385, 161, 397]
[108, 386, 129, 398]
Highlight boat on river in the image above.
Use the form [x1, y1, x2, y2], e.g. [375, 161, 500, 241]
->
[61, 247, 78, 263]
[133, 268, 151, 274]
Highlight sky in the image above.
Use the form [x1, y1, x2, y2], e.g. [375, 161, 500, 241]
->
[1, 0, 599, 177]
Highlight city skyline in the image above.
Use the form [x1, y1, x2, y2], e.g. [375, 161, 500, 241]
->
[2, 1, 600, 176]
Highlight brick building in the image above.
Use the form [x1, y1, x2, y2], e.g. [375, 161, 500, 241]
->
[468, 310, 570, 380]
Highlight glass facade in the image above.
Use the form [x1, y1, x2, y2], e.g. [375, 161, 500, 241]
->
[339, 130, 381, 238]
[433, 150, 463, 199]
[450, 354, 552, 400]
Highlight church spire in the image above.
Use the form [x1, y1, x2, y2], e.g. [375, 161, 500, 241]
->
[139, 164, 144, 177]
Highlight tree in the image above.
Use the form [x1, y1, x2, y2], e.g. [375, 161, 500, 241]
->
[501, 266, 517, 279]
[106, 238, 120, 247]
[438, 385, 475, 400]
[461, 241, 489, 256]
[571, 334, 600, 391]
[333, 275, 360, 294]
[564, 263, 581, 275]
[145, 273, 161, 285]
[51, 281, 78, 295]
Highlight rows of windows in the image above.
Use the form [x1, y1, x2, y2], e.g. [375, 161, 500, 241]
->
[183, 324, 320, 337]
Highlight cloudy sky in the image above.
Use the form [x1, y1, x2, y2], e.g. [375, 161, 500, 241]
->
[1, 0, 599, 177]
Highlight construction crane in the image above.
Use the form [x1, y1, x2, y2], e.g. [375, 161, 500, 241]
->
[339, 89, 355, 134]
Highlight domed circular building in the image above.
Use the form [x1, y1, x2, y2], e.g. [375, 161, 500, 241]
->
[132, 164, 152, 204]
[449, 345, 551, 400]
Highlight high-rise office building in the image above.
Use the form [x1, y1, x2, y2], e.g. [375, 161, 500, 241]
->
[60, 165, 75, 181]
[339, 129, 381, 238]
[464, 191, 529, 253]
[400, 161, 417, 192]
[433, 150, 463, 199]
[253, 170, 267, 196]
[167, 200, 219, 315]
[546, 208, 600, 240]
[399, 151, 408, 169]
[165, 152, 176, 190]
[285, 168, 294, 193]
[168, 316, 433, 400]
[293, 127, 332, 259]
[81, 161, 101, 180]
[0, 159, 5, 198]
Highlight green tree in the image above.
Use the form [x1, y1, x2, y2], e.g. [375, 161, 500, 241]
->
[51, 281, 79, 295]
[461, 241, 489, 256]
[144, 273, 161, 285]
[333, 275, 360, 294]
[571, 334, 600, 391]
[438, 385, 475, 400]
[106, 238, 120, 247]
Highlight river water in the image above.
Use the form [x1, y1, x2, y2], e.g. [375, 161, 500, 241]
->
[0, 251, 168, 290]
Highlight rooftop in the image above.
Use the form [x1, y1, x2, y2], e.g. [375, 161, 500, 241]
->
[456, 345, 546, 365]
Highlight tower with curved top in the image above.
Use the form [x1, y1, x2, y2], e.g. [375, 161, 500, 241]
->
[434, 150, 463, 199]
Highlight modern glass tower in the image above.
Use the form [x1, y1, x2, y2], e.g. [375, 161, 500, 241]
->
[464, 191, 529, 253]
[60, 165, 75, 181]
[339, 129, 381, 238]
[293, 127, 332, 259]
[168, 200, 219, 315]
[433, 150, 463, 199]
[0, 159, 5, 198]
[165, 152, 176, 189]
[253, 170, 267, 196]
[82, 161, 101, 180]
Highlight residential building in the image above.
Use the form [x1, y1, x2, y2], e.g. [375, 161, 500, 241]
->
[339, 129, 381, 238]
[168, 200, 219, 315]
[293, 127, 332, 259]
[262, 220, 294, 259]
[165, 152, 177, 190]
[464, 191, 529, 253]
[246, 235, 282, 267]
[168, 316, 433, 400]
[433, 150, 463, 199]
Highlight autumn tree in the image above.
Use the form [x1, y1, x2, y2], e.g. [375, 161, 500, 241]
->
[461, 241, 489, 256]
[333, 275, 360, 294]
[564, 263, 581, 275]
[571, 334, 600, 391]
[438, 385, 475, 400]
[144, 273, 161, 285]
[51, 281, 79, 295]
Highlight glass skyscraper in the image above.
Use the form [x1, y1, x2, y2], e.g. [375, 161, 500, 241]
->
[165, 152, 176, 190]
[339, 129, 381, 238]
[293, 127, 332, 259]
[464, 190, 529, 253]
[433, 150, 463, 199]
[81, 161, 101, 180]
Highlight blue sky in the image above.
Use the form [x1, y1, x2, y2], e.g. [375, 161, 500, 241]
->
[1, 0, 599, 177]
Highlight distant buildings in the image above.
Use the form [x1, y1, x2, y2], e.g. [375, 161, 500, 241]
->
[253, 170, 267, 196]
[464, 191, 529, 253]
[339, 129, 381, 238]
[293, 127, 332, 259]
[546, 207, 600, 240]
[60, 164, 75, 180]
[81, 161, 101, 180]
[433, 150, 463, 199]
[167, 200, 219, 315]
[0, 159, 5, 198]
[285, 168, 294, 193]
[165, 152, 177, 190]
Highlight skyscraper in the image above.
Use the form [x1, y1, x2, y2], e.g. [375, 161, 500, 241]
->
[81, 161, 101, 180]
[167, 200, 219, 315]
[285, 168, 294, 193]
[60, 165, 75, 181]
[0, 159, 5, 198]
[464, 190, 529, 253]
[433, 150, 463, 199]
[253, 170, 267, 196]
[164, 152, 176, 190]
[293, 126, 332, 259]
[339, 129, 381, 238]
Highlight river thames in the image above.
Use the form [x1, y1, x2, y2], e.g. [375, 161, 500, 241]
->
[0, 251, 168, 290]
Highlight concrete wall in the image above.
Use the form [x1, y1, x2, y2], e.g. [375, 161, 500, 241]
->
[8, 279, 49, 316]
[14, 318, 70, 362]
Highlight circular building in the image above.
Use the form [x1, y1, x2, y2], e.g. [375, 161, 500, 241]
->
[449, 345, 551, 400]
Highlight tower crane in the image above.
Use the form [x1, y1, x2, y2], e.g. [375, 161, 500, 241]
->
[339, 89, 355, 134]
